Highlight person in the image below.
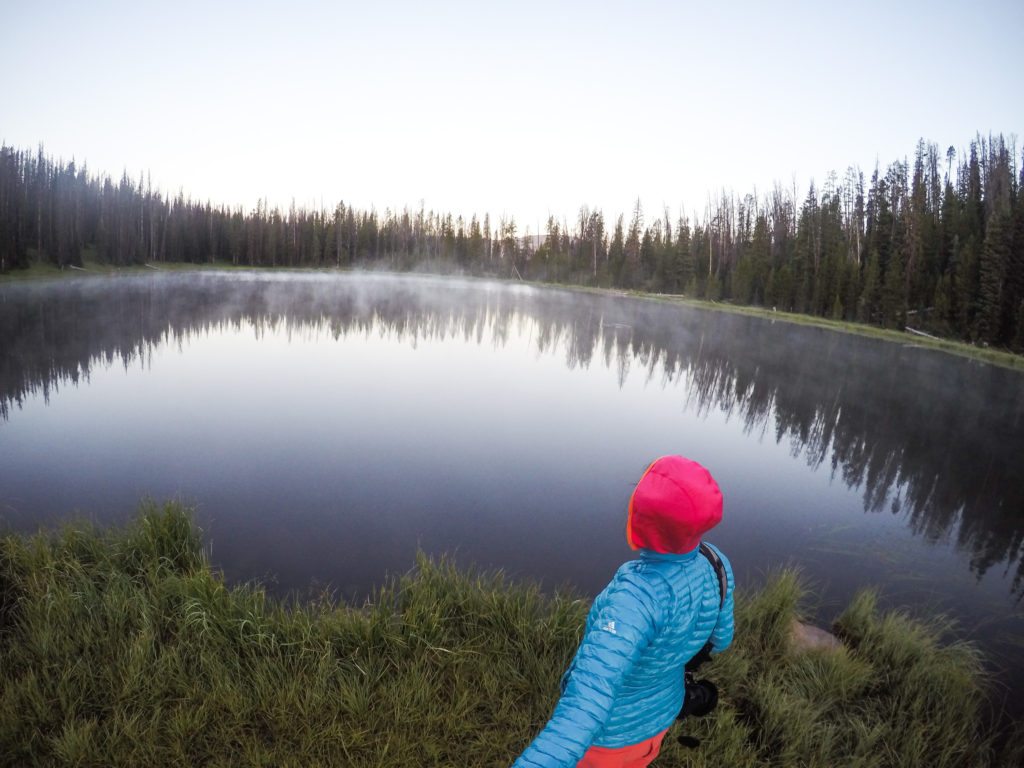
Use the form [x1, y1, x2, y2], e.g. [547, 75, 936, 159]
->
[512, 455, 735, 768]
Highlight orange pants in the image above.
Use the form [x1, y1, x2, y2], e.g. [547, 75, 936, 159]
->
[577, 729, 670, 768]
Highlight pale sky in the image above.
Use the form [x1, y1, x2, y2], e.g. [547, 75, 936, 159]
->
[2, 0, 1021, 230]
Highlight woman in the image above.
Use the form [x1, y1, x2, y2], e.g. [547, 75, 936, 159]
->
[513, 456, 735, 768]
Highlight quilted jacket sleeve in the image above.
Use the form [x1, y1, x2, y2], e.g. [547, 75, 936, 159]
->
[512, 568, 667, 768]
[706, 544, 735, 654]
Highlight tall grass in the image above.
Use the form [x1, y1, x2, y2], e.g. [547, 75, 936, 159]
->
[0, 502, 1016, 766]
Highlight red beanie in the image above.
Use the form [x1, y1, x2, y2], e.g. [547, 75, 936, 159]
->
[626, 456, 723, 554]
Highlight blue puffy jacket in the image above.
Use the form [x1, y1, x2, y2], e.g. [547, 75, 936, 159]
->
[512, 544, 734, 768]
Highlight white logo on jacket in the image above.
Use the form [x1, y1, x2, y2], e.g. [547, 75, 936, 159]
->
[600, 620, 617, 634]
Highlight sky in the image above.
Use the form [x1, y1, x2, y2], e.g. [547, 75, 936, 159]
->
[2, 0, 1022, 230]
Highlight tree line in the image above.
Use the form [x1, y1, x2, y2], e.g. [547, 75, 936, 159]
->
[1, 135, 1022, 349]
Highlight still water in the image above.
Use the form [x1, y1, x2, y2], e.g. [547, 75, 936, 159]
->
[2, 272, 1023, 703]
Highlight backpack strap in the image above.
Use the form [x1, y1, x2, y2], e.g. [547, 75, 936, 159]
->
[698, 542, 727, 609]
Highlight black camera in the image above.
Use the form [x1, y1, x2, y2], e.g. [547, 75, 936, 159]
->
[678, 642, 719, 720]
[675, 643, 721, 748]
[679, 673, 719, 718]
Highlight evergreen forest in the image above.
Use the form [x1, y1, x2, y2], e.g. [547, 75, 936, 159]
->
[2, 135, 1023, 350]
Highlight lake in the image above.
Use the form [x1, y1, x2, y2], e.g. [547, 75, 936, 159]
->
[2, 271, 1023, 711]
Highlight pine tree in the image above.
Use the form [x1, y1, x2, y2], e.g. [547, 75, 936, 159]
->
[955, 239, 980, 339]
[1003, 194, 1024, 345]
[0, 147, 28, 271]
[881, 245, 908, 328]
[733, 253, 755, 304]
[792, 186, 818, 313]
[976, 212, 1010, 344]
[608, 215, 625, 287]
[623, 200, 642, 288]
[907, 141, 930, 312]
[749, 214, 771, 305]
[842, 260, 860, 323]
[639, 227, 655, 289]
[859, 248, 882, 323]
[1013, 300, 1024, 352]
[932, 274, 952, 334]
[673, 217, 693, 294]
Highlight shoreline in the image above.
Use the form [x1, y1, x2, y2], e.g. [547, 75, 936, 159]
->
[3, 259, 1023, 371]
[1, 503, 1018, 765]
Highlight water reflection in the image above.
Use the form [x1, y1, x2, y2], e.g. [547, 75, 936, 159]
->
[1, 272, 1023, 595]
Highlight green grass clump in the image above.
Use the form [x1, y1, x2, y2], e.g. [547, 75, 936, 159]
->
[671, 573, 1012, 768]
[0, 504, 1015, 766]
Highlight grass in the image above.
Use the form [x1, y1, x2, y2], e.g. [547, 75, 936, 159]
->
[1, 502, 1019, 767]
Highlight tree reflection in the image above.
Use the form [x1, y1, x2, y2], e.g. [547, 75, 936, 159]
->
[2, 273, 1022, 592]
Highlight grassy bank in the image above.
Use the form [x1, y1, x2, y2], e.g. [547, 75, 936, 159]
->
[1, 503, 1017, 767]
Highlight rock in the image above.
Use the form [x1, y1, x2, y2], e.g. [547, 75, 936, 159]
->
[790, 619, 842, 652]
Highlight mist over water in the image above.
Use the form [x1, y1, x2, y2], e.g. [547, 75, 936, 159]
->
[2, 271, 1023, 705]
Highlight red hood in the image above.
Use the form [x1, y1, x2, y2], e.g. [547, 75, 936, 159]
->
[626, 456, 723, 554]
